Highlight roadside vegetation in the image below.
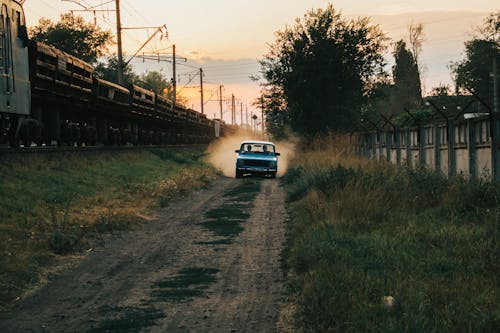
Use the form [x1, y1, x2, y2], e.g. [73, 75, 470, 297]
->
[281, 136, 499, 332]
[0, 147, 218, 308]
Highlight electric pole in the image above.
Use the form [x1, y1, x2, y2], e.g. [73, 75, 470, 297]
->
[172, 44, 177, 108]
[219, 85, 223, 121]
[240, 102, 243, 126]
[231, 94, 235, 125]
[115, 0, 124, 85]
[261, 97, 265, 133]
[200, 68, 204, 114]
[245, 106, 248, 125]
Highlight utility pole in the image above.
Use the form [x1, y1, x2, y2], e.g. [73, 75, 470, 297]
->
[172, 44, 177, 108]
[261, 97, 265, 133]
[231, 94, 235, 125]
[115, 0, 124, 85]
[245, 105, 248, 125]
[240, 102, 243, 126]
[200, 68, 204, 114]
[219, 85, 223, 120]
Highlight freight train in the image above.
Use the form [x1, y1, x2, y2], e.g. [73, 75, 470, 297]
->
[0, 0, 233, 147]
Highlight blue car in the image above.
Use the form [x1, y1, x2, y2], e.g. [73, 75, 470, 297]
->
[235, 141, 280, 178]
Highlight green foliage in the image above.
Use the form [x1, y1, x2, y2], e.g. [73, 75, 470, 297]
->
[450, 11, 499, 104]
[260, 88, 290, 140]
[151, 267, 220, 302]
[202, 180, 260, 240]
[393, 107, 433, 127]
[259, 4, 388, 136]
[283, 153, 499, 332]
[29, 14, 112, 63]
[392, 40, 422, 110]
[94, 56, 140, 85]
[87, 306, 165, 333]
[138, 71, 170, 96]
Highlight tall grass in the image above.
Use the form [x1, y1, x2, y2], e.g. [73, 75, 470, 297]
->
[282, 137, 499, 332]
[0, 148, 218, 308]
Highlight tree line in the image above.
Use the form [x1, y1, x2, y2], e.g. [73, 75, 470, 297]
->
[258, 6, 499, 138]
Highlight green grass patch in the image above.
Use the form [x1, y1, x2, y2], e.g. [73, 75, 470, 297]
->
[195, 238, 234, 245]
[151, 267, 220, 302]
[0, 147, 218, 308]
[200, 180, 261, 239]
[86, 305, 165, 333]
[282, 147, 500, 332]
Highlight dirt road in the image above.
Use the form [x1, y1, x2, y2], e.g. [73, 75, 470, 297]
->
[0, 177, 287, 332]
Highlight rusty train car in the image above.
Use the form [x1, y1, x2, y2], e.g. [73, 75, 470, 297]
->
[0, 0, 233, 147]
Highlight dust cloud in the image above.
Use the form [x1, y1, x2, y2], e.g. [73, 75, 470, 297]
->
[205, 130, 296, 178]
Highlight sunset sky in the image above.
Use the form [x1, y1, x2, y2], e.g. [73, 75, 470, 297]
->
[23, 1, 499, 123]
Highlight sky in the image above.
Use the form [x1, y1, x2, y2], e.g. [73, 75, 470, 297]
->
[23, 1, 499, 123]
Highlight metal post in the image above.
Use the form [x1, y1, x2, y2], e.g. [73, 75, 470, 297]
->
[434, 125, 441, 172]
[219, 85, 223, 121]
[406, 128, 412, 166]
[200, 68, 204, 114]
[448, 120, 456, 177]
[468, 119, 477, 178]
[115, 0, 124, 85]
[172, 44, 176, 107]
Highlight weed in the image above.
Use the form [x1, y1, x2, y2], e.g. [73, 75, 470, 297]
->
[282, 139, 500, 332]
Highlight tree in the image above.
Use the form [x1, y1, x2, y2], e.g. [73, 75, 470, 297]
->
[137, 71, 188, 106]
[391, 39, 422, 112]
[30, 13, 112, 63]
[408, 23, 425, 96]
[259, 87, 289, 139]
[138, 71, 170, 95]
[259, 5, 387, 136]
[94, 56, 139, 86]
[451, 11, 499, 104]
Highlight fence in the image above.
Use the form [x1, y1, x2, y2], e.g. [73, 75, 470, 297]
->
[355, 114, 500, 180]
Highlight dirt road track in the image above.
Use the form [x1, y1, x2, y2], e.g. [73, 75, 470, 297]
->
[0, 177, 287, 332]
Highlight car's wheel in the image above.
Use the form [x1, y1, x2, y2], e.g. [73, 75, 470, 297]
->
[270, 172, 277, 179]
[236, 170, 242, 178]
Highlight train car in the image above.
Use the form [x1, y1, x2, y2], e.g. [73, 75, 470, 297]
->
[0, 0, 31, 145]
[0, 0, 226, 147]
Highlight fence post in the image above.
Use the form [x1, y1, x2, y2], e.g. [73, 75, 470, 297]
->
[395, 130, 401, 164]
[468, 119, 477, 178]
[492, 114, 500, 180]
[434, 125, 441, 172]
[448, 120, 456, 177]
[406, 128, 412, 166]
[419, 126, 426, 166]
[386, 130, 391, 162]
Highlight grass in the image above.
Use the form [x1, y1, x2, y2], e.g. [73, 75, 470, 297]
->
[200, 180, 261, 242]
[150, 267, 220, 302]
[0, 147, 218, 308]
[281, 136, 499, 332]
[86, 305, 165, 333]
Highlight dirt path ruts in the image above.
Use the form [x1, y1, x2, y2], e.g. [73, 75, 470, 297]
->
[0, 177, 287, 333]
